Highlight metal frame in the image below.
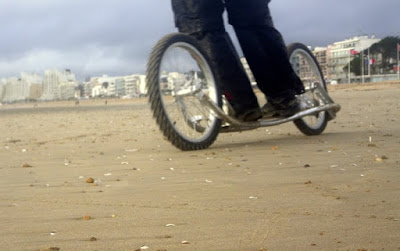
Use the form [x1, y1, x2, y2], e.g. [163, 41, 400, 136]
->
[179, 82, 341, 133]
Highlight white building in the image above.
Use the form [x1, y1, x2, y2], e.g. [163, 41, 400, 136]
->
[2, 77, 26, 102]
[82, 82, 93, 98]
[21, 72, 43, 100]
[136, 75, 147, 95]
[328, 36, 381, 83]
[96, 74, 147, 98]
[124, 75, 141, 97]
[1, 73, 43, 102]
[122, 74, 146, 97]
[166, 72, 186, 94]
[0, 81, 4, 101]
[59, 82, 77, 100]
[115, 78, 126, 97]
[41, 69, 76, 100]
[313, 47, 328, 80]
[89, 75, 118, 97]
[1, 78, 16, 102]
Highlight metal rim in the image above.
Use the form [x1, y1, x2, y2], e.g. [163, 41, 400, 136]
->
[290, 48, 327, 129]
[158, 42, 219, 142]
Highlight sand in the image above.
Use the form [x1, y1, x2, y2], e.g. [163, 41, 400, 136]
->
[0, 82, 399, 250]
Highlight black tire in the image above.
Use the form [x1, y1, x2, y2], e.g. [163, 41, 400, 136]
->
[287, 43, 329, 135]
[147, 33, 222, 150]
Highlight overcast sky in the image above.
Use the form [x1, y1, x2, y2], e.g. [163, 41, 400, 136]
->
[1, 0, 399, 81]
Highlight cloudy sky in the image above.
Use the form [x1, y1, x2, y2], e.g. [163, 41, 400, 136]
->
[1, 0, 399, 81]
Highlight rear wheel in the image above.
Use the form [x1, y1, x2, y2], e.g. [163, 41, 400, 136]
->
[147, 33, 222, 150]
[288, 43, 328, 135]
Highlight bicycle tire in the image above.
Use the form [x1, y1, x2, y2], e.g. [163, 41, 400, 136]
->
[147, 33, 222, 150]
[287, 43, 329, 135]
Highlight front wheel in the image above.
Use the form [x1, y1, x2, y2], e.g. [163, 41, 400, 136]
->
[288, 43, 329, 135]
[147, 33, 222, 150]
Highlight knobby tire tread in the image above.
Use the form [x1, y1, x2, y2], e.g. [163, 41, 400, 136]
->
[146, 33, 221, 151]
[287, 43, 329, 136]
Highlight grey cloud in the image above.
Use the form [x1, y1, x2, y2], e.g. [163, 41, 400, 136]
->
[1, 0, 399, 80]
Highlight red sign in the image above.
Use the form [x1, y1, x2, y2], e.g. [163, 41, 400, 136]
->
[350, 49, 359, 55]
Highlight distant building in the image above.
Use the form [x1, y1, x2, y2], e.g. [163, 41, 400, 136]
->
[89, 75, 118, 97]
[59, 82, 77, 100]
[124, 75, 141, 97]
[313, 47, 328, 81]
[1, 72, 43, 102]
[136, 75, 147, 96]
[41, 69, 76, 100]
[109, 74, 146, 98]
[29, 84, 43, 100]
[327, 36, 380, 83]
[115, 78, 126, 97]
[0, 80, 6, 101]
[91, 85, 103, 97]
[167, 72, 186, 95]
[81, 82, 93, 98]
[22, 72, 43, 100]
[3, 77, 24, 102]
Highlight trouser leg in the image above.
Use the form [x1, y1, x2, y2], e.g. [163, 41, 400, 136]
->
[225, 0, 304, 101]
[234, 26, 305, 100]
[170, 0, 259, 113]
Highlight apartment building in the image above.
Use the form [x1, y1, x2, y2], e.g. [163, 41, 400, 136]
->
[114, 74, 146, 98]
[81, 82, 92, 98]
[0, 82, 4, 101]
[327, 36, 380, 83]
[313, 47, 328, 80]
[41, 69, 76, 100]
[1, 77, 19, 102]
[1, 73, 43, 102]
[115, 78, 126, 97]
[59, 82, 77, 100]
[124, 75, 141, 97]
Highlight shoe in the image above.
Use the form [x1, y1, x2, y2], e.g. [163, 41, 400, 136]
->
[261, 102, 279, 118]
[226, 98, 262, 122]
[236, 107, 262, 122]
[262, 95, 310, 118]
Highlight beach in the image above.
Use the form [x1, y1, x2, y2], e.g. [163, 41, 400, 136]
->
[0, 82, 399, 250]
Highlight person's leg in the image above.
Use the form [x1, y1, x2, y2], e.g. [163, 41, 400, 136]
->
[171, 0, 261, 121]
[225, 0, 305, 102]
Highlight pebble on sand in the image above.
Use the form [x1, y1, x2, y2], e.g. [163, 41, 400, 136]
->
[22, 163, 32, 168]
[82, 215, 92, 220]
[86, 177, 94, 183]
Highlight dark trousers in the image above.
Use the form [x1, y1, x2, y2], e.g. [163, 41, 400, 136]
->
[171, 0, 304, 113]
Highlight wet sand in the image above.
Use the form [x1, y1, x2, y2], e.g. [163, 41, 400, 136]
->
[0, 82, 399, 250]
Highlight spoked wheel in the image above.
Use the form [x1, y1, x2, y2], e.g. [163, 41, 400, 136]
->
[288, 43, 328, 135]
[147, 33, 222, 150]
